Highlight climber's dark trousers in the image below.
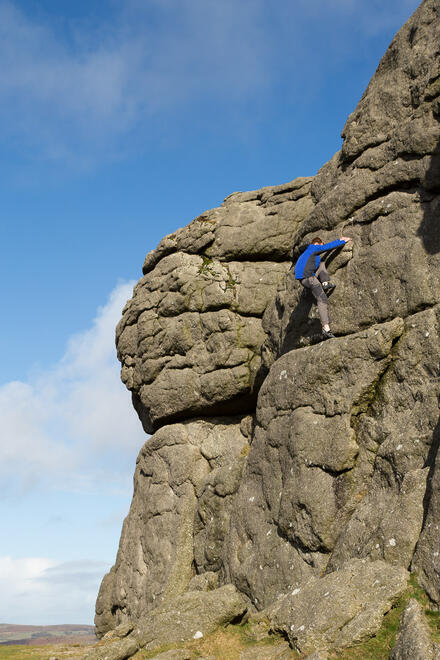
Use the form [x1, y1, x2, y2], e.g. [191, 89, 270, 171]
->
[300, 262, 330, 326]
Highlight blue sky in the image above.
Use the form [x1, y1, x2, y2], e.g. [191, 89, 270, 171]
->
[0, 0, 420, 625]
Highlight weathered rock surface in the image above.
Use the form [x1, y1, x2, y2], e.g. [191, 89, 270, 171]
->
[91, 585, 247, 660]
[96, 418, 249, 635]
[268, 559, 408, 654]
[226, 318, 415, 608]
[390, 598, 440, 660]
[263, 0, 440, 361]
[96, 0, 440, 656]
[83, 635, 140, 660]
[137, 584, 247, 652]
[225, 0, 440, 610]
[118, 178, 313, 433]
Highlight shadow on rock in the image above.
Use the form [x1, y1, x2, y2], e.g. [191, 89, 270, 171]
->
[421, 414, 440, 529]
[418, 113, 440, 254]
[279, 288, 320, 354]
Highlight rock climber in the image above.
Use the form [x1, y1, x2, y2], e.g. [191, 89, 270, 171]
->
[294, 236, 352, 339]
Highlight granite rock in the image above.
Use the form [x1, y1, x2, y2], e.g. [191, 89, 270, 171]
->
[96, 1, 440, 655]
[390, 598, 440, 660]
[91, 586, 246, 660]
[136, 585, 247, 652]
[118, 179, 313, 433]
[226, 319, 408, 608]
[262, 0, 440, 363]
[96, 419, 248, 635]
[268, 559, 408, 655]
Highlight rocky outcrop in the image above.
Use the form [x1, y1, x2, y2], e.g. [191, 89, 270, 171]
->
[95, 418, 250, 633]
[263, 18, 440, 360]
[96, 1, 440, 657]
[117, 178, 313, 434]
[268, 559, 408, 654]
[96, 176, 314, 637]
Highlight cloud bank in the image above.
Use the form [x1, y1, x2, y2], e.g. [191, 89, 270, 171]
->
[0, 281, 146, 497]
[0, 556, 110, 624]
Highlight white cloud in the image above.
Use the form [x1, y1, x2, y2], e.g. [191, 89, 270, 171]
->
[0, 281, 146, 496]
[0, 556, 109, 624]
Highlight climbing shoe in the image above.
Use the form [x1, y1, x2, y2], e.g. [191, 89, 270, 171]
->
[322, 281, 336, 292]
[322, 330, 335, 340]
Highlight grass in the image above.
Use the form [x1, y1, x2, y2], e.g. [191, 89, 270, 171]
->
[329, 573, 440, 659]
[0, 643, 89, 659]
[133, 624, 291, 660]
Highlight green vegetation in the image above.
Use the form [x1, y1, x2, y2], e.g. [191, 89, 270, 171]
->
[0, 647, 33, 659]
[134, 623, 289, 660]
[0, 643, 87, 659]
[225, 266, 237, 290]
[198, 255, 216, 277]
[329, 573, 440, 659]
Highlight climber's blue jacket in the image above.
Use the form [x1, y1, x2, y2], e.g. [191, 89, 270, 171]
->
[294, 239, 346, 280]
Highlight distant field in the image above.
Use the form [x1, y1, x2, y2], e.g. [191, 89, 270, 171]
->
[0, 643, 91, 659]
[0, 624, 96, 647]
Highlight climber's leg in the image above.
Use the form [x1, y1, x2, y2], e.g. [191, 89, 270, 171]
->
[301, 276, 330, 327]
[315, 262, 329, 284]
[316, 262, 336, 292]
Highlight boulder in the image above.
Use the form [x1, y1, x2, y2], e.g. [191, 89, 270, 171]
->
[268, 559, 408, 655]
[390, 598, 440, 660]
[83, 636, 140, 660]
[91, 585, 247, 660]
[136, 585, 247, 652]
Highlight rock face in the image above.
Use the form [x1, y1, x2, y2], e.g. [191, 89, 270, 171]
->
[390, 598, 440, 660]
[117, 178, 313, 434]
[96, 0, 440, 656]
[268, 559, 408, 654]
[95, 418, 250, 632]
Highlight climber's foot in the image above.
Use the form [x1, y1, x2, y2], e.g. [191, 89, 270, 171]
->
[322, 281, 336, 292]
[322, 329, 335, 340]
